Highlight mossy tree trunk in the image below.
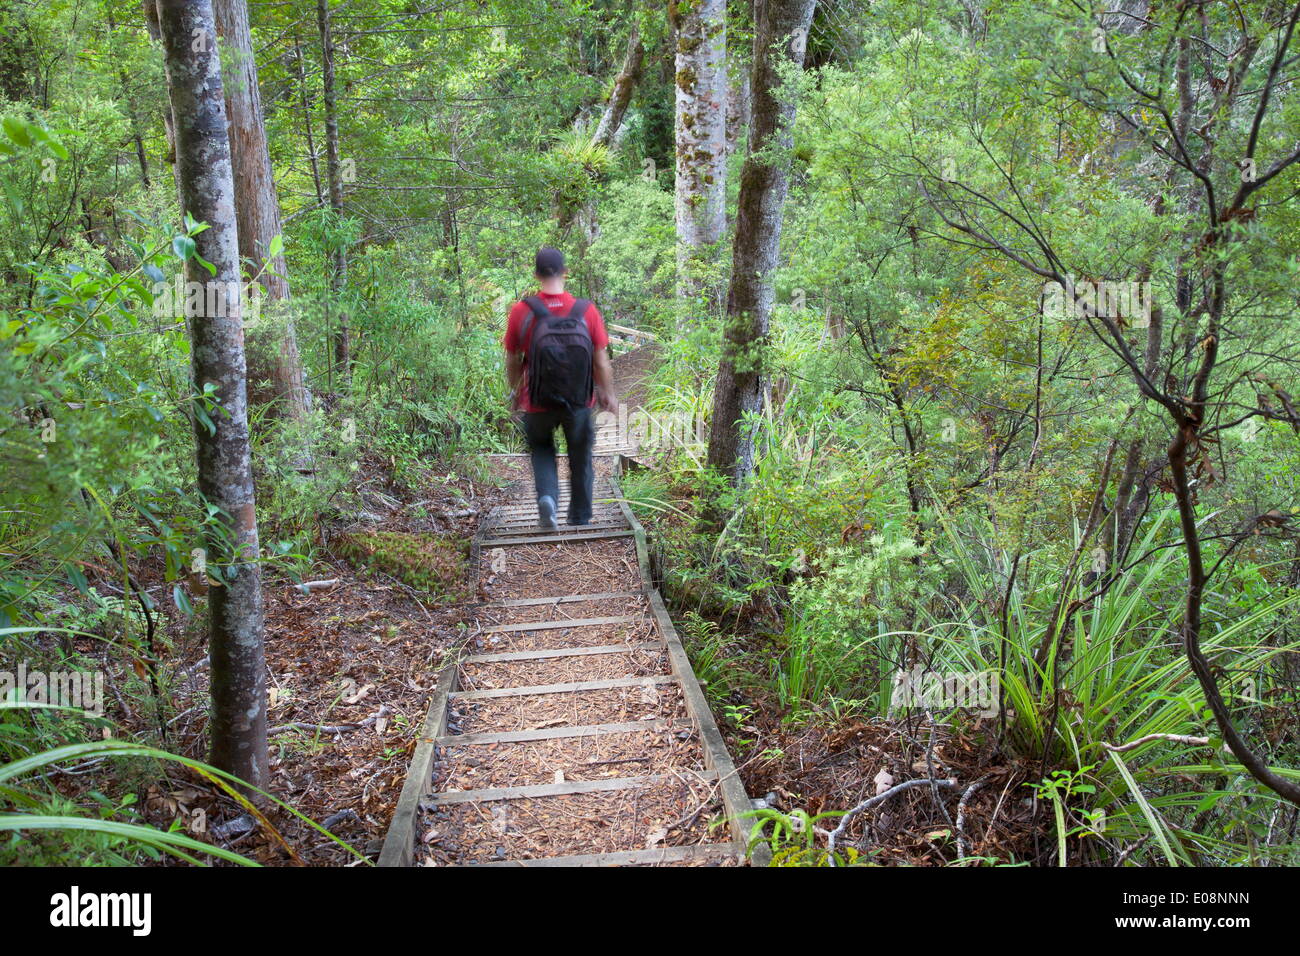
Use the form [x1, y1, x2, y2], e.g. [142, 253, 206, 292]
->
[213, 0, 313, 442]
[158, 0, 269, 792]
[671, 0, 727, 308]
[705, 0, 816, 491]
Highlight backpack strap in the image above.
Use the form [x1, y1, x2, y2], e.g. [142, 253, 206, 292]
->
[518, 295, 551, 354]
[567, 298, 591, 324]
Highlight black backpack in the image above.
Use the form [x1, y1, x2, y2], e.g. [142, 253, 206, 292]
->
[520, 295, 594, 411]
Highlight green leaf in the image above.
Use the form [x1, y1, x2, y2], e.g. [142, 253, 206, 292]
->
[0, 816, 255, 866]
[66, 564, 90, 596]
[3, 116, 31, 147]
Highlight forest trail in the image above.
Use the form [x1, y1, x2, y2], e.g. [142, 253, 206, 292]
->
[379, 345, 756, 866]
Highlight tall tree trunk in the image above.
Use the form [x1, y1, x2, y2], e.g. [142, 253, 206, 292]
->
[142, 0, 182, 209]
[293, 38, 324, 206]
[317, 0, 349, 383]
[592, 22, 645, 149]
[213, 0, 313, 433]
[106, 8, 150, 188]
[705, 0, 816, 487]
[671, 0, 727, 304]
[157, 0, 268, 791]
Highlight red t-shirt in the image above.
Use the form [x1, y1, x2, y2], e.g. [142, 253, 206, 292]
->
[504, 291, 609, 413]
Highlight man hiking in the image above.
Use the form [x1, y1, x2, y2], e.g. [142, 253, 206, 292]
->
[504, 247, 618, 529]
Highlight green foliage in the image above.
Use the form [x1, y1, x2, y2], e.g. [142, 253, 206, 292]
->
[585, 178, 677, 329]
[745, 807, 866, 867]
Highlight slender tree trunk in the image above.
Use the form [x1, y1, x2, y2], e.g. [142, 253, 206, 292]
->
[593, 22, 645, 150]
[317, 0, 349, 382]
[294, 38, 324, 206]
[106, 8, 150, 188]
[142, 0, 181, 208]
[705, 0, 816, 488]
[157, 0, 268, 791]
[671, 0, 727, 304]
[213, 0, 313, 434]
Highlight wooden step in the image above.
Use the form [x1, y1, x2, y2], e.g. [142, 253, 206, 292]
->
[485, 521, 629, 535]
[479, 614, 646, 634]
[434, 716, 691, 748]
[491, 504, 621, 516]
[421, 769, 718, 807]
[479, 591, 642, 608]
[483, 529, 634, 546]
[491, 505, 621, 518]
[449, 674, 675, 701]
[466, 844, 739, 867]
[462, 641, 663, 665]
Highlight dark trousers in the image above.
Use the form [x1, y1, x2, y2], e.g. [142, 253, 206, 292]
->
[520, 407, 594, 524]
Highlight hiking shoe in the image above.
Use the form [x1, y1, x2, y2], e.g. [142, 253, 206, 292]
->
[537, 495, 558, 530]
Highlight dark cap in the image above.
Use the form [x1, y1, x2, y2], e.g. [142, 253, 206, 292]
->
[534, 246, 566, 278]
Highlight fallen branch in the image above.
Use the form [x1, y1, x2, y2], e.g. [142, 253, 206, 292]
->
[827, 777, 960, 863]
[1102, 733, 1210, 754]
[956, 779, 988, 861]
[321, 808, 360, 830]
[269, 704, 393, 737]
[294, 578, 340, 593]
[174, 656, 209, 686]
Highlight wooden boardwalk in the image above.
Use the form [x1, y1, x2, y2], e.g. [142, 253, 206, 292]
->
[379, 452, 759, 867]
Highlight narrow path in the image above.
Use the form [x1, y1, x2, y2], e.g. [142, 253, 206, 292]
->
[378, 342, 755, 867]
[411, 455, 749, 866]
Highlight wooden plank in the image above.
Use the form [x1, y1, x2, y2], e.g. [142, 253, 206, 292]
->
[468, 844, 739, 867]
[480, 614, 646, 633]
[462, 641, 663, 665]
[482, 529, 634, 547]
[490, 512, 623, 524]
[433, 716, 690, 747]
[479, 590, 642, 608]
[610, 462, 764, 867]
[377, 506, 488, 867]
[490, 509, 624, 521]
[493, 486, 616, 502]
[377, 648, 460, 867]
[449, 673, 675, 701]
[421, 769, 718, 807]
[491, 504, 621, 515]
[490, 504, 621, 516]
[606, 322, 658, 341]
[486, 520, 629, 535]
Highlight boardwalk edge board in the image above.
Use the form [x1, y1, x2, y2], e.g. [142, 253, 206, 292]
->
[612, 455, 767, 867]
[376, 529, 480, 868]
